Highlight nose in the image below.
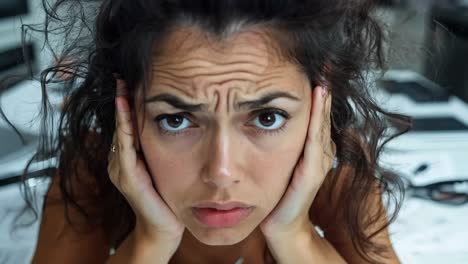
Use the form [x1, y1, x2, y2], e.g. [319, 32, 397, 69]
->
[201, 126, 240, 188]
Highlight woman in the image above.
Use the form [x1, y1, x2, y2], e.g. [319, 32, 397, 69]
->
[12, 0, 410, 263]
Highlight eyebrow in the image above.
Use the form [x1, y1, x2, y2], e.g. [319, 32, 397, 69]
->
[144, 91, 301, 112]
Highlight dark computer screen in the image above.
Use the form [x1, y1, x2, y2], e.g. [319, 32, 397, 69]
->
[424, 5, 468, 103]
[0, 0, 28, 19]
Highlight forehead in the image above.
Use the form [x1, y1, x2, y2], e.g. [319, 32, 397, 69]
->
[154, 25, 288, 66]
[149, 25, 308, 96]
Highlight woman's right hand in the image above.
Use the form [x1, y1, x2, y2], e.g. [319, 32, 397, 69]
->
[107, 80, 185, 252]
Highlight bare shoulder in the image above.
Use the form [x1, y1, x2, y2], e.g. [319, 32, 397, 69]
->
[32, 132, 111, 264]
[310, 164, 401, 264]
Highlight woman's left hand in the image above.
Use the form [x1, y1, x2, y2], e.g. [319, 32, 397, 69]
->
[259, 85, 336, 242]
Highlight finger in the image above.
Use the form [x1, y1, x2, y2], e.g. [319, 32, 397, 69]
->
[116, 95, 135, 152]
[324, 86, 332, 129]
[306, 86, 328, 148]
[323, 87, 334, 159]
[131, 110, 141, 152]
[115, 77, 140, 152]
[302, 86, 331, 178]
[322, 92, 336, 171]
[114, 75, 128, 96]
[114, 79, 136, 151]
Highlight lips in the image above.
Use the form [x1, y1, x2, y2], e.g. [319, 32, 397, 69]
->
[191, 201, 254, 228]
[192, 201, 253, 210]
[192, 207, 254, 228]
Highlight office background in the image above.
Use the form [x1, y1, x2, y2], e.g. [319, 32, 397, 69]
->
[1, 0, 467, 263]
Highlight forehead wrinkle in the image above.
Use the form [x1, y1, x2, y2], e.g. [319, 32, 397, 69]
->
[178, 79, 272, 114]
[211, 89, 221, 113]
[152, 72, 197, 98]
[152, 58, 214, 72]
[155, 74, 257, 101]
[149, 26, 302, 110]
[230, 80, 280, 104]
[153, 52, 270, 71]
[154, 67, 266, 87]
[256, 69, 287, 86]
[153, 57, 271, 80]
[152, 81, 196, 99]
[151, 74, 264, 106]
[256, 77, 283, 89]
[157, 59, 290, 95]
[153, 33, 283, 78]
[198, 81, 252, 113]
[222, 80, 270, 109]
[152, 64, 300, 109]
[153, 62, 270, 95]
[227, 87, 244, 114]
[152, 61, 304, 102]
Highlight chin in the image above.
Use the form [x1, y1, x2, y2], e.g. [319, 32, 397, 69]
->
[186, 223, 255, 246]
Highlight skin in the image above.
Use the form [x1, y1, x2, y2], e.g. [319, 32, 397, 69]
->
[32, 12, 397, 264]
[133, 26, 314, 264]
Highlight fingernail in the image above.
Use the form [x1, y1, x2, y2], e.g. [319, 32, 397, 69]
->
[321, 86, 329, 98]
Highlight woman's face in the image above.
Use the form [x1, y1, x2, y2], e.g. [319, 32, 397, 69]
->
[135, 26, 312, 245]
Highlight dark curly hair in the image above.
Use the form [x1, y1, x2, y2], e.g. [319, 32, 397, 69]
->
[2, 0, 411, 263]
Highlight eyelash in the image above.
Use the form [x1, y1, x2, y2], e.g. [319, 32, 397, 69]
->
[153, 108, 290, 137]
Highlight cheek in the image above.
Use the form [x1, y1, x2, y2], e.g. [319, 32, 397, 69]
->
[246, 133, 306, 202]
[251, 118, 308, 179]
[138, 115, 195, 181]
[137, 108, 309, 205]
[139, 134, 197, 204]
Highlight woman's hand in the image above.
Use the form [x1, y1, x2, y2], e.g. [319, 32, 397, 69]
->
[259, 85, 336, 241]
[107, 80, 185, 250]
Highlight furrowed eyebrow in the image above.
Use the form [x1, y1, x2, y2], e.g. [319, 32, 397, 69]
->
[236, 91, 300, 110]
[144, 93, 207, 112]
[144, 91, 300, 112]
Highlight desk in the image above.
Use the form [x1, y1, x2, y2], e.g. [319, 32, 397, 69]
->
[0, 177, 50, 263]
[376, 73, 468, 263]
[0, 80, 59, 181]
[380, 146, 468, 263]
[389, 198, 468, 263]
[1, 78, 468, 263]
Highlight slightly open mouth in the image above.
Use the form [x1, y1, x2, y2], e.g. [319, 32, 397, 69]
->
[192, 207, 254, 228]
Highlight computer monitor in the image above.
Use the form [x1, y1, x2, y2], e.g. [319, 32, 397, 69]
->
[0, 0, 28, 20]
[424, 4, 468, 103]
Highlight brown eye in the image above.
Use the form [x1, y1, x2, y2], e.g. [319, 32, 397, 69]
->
[166, 115, 184, 128]
[251, 109, 288, 131]
[155, 113, 193, 133]
[258, 112, 276, 127]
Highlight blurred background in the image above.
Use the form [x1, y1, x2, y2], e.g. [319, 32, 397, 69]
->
[0, 0, 467, 263]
